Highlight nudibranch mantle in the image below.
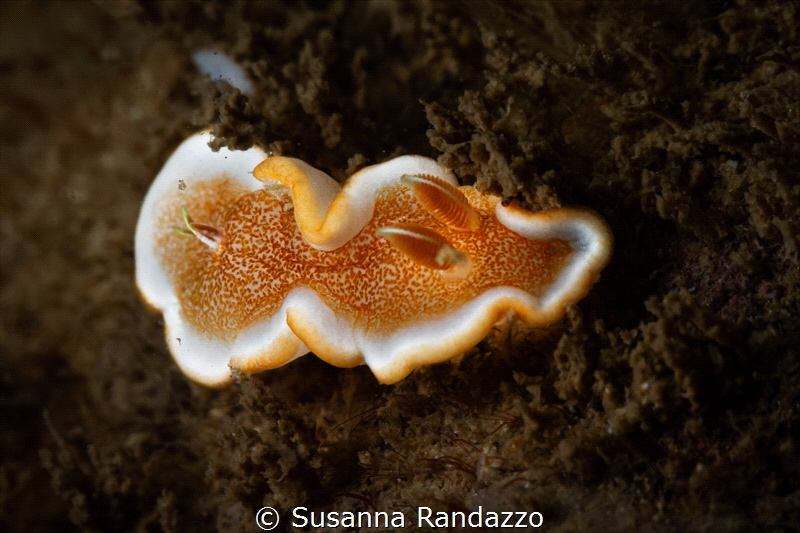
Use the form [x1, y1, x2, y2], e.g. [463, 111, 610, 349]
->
[135, 132, 612, 386]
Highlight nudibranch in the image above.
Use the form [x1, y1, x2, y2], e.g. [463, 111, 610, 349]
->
[135, 132, 612, 386]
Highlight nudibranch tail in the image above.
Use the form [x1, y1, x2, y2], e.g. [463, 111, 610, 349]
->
[377, 223, 470, 271]
[172, 205, 222, 249]
[401, 173, 480, 231]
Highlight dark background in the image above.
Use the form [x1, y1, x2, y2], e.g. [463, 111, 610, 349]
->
[1, 1, 798, 531]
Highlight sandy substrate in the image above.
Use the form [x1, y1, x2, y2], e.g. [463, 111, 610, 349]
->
[1, 1, 798, 531]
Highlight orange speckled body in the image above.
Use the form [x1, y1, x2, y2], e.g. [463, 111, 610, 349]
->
[156, 180, 574, 340]
[136, 134, 612, 385]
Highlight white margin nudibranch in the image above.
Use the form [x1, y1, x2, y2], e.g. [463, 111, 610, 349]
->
[135, 132, 612, 386]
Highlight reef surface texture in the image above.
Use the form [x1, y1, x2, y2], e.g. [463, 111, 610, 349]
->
[1, 1, 798, 531]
